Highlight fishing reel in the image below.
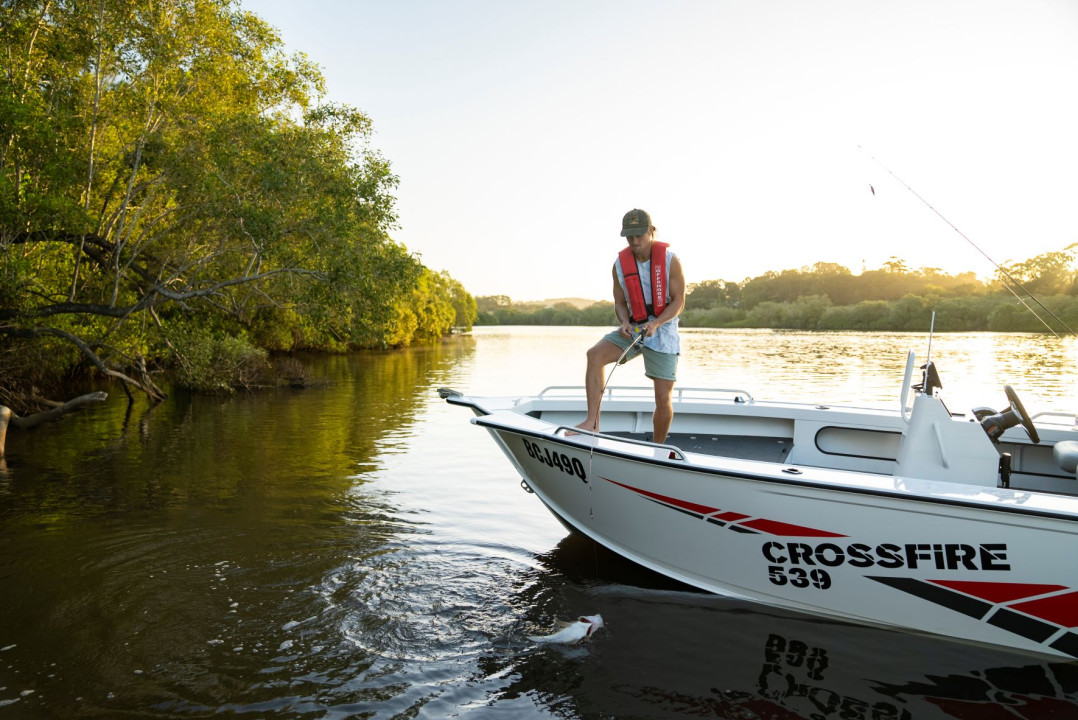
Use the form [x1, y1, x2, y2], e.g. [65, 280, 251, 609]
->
[912, 361, 942, 396]
[977, 385, 1040, 444]
[616, 327, 646, 365]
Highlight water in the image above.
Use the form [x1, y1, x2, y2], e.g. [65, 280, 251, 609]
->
[1, 327, 1077, 719]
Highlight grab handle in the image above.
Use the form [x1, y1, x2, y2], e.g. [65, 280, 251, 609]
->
[553, 425, 686, 461]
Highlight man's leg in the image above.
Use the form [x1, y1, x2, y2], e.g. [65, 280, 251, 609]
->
[652, 378, 675, 443]
[575, 339, 625, 433]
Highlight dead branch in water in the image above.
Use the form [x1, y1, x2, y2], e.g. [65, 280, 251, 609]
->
[0, 392, 108, 457]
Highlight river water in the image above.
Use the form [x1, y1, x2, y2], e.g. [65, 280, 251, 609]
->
[2, 327, 1077, 719]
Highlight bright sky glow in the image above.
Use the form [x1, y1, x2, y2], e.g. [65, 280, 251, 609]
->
[242, 0, 1078, 302]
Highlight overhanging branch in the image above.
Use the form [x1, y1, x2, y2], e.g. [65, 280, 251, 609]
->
[0, 392, 109, 457]
[1, 325, 165, 401]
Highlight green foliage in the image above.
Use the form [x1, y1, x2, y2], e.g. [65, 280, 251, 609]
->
[995, 245, 1078, 297]
[447, 273, 478, 330]
[734, 262, 988, 311]
[167, 323, 268, 393]
[0, 0, 476, 403]
[783, 294, 832, 329]
[680, 306, 746, 327]
[579, 302, 616, 325]
[987, 295, 1078, 334]
[471, 250, 1078, 334]
[841, 300, 889, 329]
[816, 305, 854, 330]
[408, 270, 457, 343]
[887, 294, 931, 331]
[685, 280, 741, 310]
[474, 299, 617, 327]
[475, 295, 513, 313]
[744, 301, 787, 328]
[932, 296, 998, 331]
[0, 334, 81, 412]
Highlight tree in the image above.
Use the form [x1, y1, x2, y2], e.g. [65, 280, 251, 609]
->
[0, 0, 467, 407]
[476, 295, 512, 313]
[446, 273, 477, 330]
[996, 245, 1078, 297]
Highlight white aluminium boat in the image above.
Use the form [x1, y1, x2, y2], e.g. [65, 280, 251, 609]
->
[442, 351, 1078, 658]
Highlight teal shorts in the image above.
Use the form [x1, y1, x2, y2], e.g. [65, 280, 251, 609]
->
[602, 331, 679, 382]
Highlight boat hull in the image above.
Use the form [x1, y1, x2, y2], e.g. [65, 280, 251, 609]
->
[483, 422, 1078, 659]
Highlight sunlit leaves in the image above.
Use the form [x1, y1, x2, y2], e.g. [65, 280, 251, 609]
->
[1, 0, 475, 403]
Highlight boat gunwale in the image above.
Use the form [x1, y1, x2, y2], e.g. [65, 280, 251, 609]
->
[472, 413, 1078, 526]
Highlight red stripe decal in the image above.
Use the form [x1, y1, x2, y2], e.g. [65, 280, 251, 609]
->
[604, 478, 844, 537]
[929, 580, 1067, 604]
[1010, 591, 1078, 628]
[604, 478, 720, 516]
[738, 518, 846, 538]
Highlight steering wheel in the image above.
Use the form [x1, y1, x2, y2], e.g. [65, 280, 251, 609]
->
[1004, 385, 1040, 444]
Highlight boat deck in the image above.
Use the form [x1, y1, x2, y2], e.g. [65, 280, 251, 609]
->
[607, 431, 793, 463]
[490, 391, 1078, 496]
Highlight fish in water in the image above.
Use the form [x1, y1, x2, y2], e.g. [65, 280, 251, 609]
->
[527, 614, 604, 644]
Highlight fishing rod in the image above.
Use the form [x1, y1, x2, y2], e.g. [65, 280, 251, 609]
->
[859, 146, 1077, 338]
[583, 326, 646, 520]
[591, 327, 646, 432]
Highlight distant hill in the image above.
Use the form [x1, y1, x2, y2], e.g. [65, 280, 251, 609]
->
[517, 297, 601, 310]
[476, 295, 604, 313]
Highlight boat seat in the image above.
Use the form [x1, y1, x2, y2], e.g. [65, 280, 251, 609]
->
[1053, 441, 1078, 475]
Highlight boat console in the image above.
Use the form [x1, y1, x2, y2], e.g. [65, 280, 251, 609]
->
[1055, 441, 1078, 478]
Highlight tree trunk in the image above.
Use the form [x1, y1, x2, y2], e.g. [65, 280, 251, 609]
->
[0, 392, 108, 457]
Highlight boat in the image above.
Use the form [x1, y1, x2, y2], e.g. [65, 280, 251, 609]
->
[441, 350, 1078, 659]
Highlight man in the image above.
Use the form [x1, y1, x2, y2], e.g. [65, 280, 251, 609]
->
[575, 208, 685, 443]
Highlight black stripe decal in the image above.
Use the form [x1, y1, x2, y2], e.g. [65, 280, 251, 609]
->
[1050, 631, 1078, 657]
[987, 608, 1058, 643]
[643, 497, 704, 520]
[868, 577, 993, 619]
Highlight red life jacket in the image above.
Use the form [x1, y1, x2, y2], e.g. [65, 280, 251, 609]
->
[618, 242, 669, 323]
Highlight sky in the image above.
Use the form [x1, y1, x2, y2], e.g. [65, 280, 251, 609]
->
[241, 0, 1078, 302]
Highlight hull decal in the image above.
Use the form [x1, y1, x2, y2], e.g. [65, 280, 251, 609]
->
[1051, 631, 1078, 657]
[603, 477, 846, 538]
[870, 576, 994, 619]
[1008, 591, 1078, 628]
[987, 608, 1057, 643]
[739, 518, 845, 537]
[599, 476, 1078, 657]
[928, 580, 1066, 604]
[603, 477, 721, 516]
[869, 577, 1078, 655]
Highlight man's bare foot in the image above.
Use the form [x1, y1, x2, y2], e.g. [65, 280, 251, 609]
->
[566, 420, 598, 436]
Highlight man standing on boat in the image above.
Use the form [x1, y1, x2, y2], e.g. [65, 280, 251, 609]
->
[575, 208, 685, 443]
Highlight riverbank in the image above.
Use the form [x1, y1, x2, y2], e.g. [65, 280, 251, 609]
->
[477, 292, 1078, 333]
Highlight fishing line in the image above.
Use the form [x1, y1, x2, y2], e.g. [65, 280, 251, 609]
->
[585, 329, 646, 519]
[859, 146, 1076, 338]
[594, 329, 647, 434]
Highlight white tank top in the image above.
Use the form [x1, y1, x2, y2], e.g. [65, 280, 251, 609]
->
[614, 247, 680, 354]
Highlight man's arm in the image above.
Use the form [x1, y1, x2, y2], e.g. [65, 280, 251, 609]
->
[611, 263, 634, 337]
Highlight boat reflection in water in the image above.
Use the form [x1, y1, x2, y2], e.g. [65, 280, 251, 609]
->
[503, 532, 1078, 720]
